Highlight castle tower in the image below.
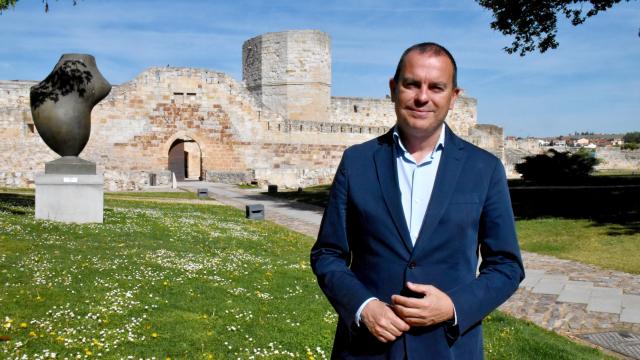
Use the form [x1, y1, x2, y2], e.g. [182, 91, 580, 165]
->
[242, 30, 331, 122]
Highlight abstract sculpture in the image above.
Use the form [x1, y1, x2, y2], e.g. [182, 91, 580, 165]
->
[31, 54, 111, 223]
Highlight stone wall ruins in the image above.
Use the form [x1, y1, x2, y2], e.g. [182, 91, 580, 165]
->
[0, 30, 504, 190]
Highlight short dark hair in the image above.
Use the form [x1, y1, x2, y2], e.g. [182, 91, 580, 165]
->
[393, 42, 458, 89]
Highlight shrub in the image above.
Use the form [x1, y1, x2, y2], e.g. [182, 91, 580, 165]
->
[515, 149, 600, 184]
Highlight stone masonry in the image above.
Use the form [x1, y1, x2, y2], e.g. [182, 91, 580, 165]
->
[0, 30, 503, 190]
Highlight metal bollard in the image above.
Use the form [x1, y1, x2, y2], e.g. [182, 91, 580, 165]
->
[268, 184, 278, 194]
[246, 204, 265, 220]
[197, 188, 208, 198]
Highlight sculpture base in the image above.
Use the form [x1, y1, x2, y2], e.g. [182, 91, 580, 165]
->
[35, 173, 103, 224]
[45, 157, 96, 175]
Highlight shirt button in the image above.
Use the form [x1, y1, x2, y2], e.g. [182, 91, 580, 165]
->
[408, 261, 417, 269]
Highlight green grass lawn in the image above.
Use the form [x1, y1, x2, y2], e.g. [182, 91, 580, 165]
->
[517, 218, 640, 274]
[105, 191, 203, 200]
[0, 193, 614, 359]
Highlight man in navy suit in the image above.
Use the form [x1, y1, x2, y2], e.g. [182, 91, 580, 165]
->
[310, 42, 524, 359]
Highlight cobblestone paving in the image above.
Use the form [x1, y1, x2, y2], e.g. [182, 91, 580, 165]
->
[501, 252, 640, 336]
[179, 181, 640, 341]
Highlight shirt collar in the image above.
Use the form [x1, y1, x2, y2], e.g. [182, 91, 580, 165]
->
[393, 123, 446, 161]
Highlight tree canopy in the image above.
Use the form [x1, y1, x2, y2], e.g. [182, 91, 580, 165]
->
[623, 131, 640, 144]
[0, 0, 17, 13]
[476, 0, 634, 56]
[0, 0, 77, 13]
[515, 149, 600, 184]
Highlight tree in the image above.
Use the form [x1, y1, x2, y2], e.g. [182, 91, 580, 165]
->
[0, 0, 17, 13]
[0, 0, 77, 14]
[515, 149, 600, 184]
[476, 0, 634, 56]
[623, 131, 640, 144]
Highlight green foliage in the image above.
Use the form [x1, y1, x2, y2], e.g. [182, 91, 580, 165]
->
[622, 142, 639, 150]
[515, 149, 600, 184]
[0, 0, 17, 13]
[476, 0, 633, 56]
[623, 131, 640, 144]
[0, 0, 77, 14]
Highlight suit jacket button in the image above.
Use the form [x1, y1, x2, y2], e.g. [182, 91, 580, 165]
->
[408, 261, 417, 269]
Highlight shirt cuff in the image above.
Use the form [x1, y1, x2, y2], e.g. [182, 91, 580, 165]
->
[451, 303, 458, 326]
[355, 297, 378, 326]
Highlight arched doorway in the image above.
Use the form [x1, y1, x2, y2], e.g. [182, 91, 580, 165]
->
[168, 137, 202, 181]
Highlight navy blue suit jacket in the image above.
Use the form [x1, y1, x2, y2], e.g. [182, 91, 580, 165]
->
[311, 126, 525, 359]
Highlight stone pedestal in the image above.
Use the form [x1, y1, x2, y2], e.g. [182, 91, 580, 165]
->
[35, 173, 104, 223]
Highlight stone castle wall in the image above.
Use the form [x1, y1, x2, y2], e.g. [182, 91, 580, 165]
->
[1, 30, 505, 190]
[595, 148, 640, 172]
[504, 139, 640, 178]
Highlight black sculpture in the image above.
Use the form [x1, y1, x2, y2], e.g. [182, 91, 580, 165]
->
[30, 54, 111, 157]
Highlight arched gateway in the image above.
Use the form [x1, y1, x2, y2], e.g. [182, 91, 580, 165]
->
[167, 137, 202, 181]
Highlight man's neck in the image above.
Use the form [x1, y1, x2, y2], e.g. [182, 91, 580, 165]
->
[398, 125, 444, 164]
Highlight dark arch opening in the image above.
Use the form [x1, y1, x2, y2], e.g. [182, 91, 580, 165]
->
[168, 138, 202, 181]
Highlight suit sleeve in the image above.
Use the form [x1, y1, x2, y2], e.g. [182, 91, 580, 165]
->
[446, 159, 525, 335]
[310, 152, 375, 329]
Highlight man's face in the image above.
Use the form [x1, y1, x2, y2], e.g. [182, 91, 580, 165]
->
[389, 51, 460, 139]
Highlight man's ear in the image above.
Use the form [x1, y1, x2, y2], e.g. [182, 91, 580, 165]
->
[449, 87, 462, 110]
[389, 78, 397, 102]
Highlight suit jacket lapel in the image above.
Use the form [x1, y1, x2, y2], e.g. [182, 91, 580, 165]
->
[414, 126, 466, 250]
[374, 132, 413, 252]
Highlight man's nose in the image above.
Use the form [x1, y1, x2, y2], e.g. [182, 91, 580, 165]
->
[415, 87, 429, 104]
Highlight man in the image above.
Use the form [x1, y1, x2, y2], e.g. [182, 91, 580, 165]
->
[310, 43, 524, 359]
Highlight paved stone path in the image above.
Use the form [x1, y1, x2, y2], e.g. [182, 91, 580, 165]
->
[179, 181, 640, 355]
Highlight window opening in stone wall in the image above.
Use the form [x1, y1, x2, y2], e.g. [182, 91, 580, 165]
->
[173, 92, 184, 96]
[186, 93, 196, 96]
[353, 105, 358, 113]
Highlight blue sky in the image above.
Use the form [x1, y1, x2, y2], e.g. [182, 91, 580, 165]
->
[1, 0, 638, 137]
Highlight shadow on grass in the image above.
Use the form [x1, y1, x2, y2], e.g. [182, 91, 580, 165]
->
[266, 180, 640, 235]
[509, 184, 640, 235]
[258, 185, 330, 210]
[0, 193, 35, 215]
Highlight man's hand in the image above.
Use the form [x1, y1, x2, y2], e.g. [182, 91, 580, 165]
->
[391, 282, 454, 327]
[360, 299, 410, 343]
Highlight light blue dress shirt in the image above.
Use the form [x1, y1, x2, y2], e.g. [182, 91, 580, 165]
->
[356, 124, 457, 326]
[393, 125, 445, 245]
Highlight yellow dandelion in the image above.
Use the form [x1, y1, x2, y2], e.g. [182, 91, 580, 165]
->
[56, 336, 65, 342]
[19, 322, 27, 329]
[207, 331, 213, 336]
[85, 348, 93, 356]
[151, 332, 158, 338]
[163, 280, 169, 286]
[28, 331, 37, 337]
